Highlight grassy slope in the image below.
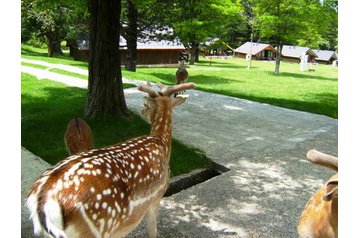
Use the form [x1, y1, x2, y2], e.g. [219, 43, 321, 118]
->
[21, 73, 210, 176]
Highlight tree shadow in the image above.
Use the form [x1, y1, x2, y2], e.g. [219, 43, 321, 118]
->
[196, 90, 338, 119]
[148, 72, 242, 86]
[128, 147, 337, 237]
[21, 77, 148, 165]
[266, 71, 337, 82]
[21, 47, 48, 57]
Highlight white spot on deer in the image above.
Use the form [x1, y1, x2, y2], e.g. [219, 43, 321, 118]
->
[102, 202, 108, 209]
[96, 194, 102, 200]
[90, 187, 95, 193]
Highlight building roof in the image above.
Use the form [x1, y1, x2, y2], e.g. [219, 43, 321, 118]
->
[280, 45, 318, 58]
[234, 42, 277, 55]
[312, 49, 337, 61]
[75, 30, 185, 51]
[119, 36, 185, 50]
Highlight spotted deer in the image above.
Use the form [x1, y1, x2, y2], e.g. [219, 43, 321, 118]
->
[26, 82, 196, 238]
[174, 60, 188, 97]
[64, 118, 93, 155]
[297, 149, 338, 238]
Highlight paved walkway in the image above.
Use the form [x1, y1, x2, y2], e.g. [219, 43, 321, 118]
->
[21, 59, 337, 237]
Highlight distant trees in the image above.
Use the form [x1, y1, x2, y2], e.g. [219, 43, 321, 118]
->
[21, 0, 338, 117]
[251, 0, 326, 74]
[21, 0, 88, 56]
[167, 0, 242, 64]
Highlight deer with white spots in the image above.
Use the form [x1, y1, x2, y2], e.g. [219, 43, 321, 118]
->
[64, 118, 93, 155]
[297, 149, 338, 238]
[26, 81, 196, 238]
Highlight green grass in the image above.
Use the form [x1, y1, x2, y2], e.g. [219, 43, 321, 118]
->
[21, 44, 338, 118]
[21, 44, 88, 69]
[21, 61, 48, 70]
[21, 73, 211, 176]
[122, 58, 338, 118]
[49, 68, 88, 80]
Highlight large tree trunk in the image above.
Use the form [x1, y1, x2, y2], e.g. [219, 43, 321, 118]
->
[86, 0, 130, 118]
[189, 42, 199, 65]
[46, 32, 63, 57]
[274, 41, 282, 75]
[124, 0, 138, 72]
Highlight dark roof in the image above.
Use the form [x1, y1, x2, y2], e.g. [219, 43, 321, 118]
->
[234, 42, 277, 55]
[75, 29, 185, 50]
[119, 36, 185, 50]
[312, 49, 337, 61]
[280, 45, 318, 58]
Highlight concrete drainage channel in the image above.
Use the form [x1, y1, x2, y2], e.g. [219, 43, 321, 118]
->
[164, 161, 230, 197]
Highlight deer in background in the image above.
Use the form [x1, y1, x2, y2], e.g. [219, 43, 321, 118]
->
[174, 60, 189, 97]
[64, 118, 93, 155]
[26, 81, 196, 238]
[297, 149, 338, 238]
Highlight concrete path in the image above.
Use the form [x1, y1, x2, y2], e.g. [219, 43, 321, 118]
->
[21, 60, 337, 237]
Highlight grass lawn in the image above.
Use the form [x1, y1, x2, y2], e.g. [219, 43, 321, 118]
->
[21, 44, 338, 118]
[122, 59, 338, 118]
[21, 73, 211, 176]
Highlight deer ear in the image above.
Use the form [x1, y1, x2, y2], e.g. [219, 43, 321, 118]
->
[171, 95, 187, 107]
[323, 175, 338, 201]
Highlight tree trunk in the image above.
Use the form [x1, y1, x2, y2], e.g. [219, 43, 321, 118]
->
[189, 42, 199, 65]
[124, 0, 138, 72]
[46, 32, 63, 57]
[86, 0, 130, 118]
[274, 42, 282, 75]
[195, 46, 199, 62]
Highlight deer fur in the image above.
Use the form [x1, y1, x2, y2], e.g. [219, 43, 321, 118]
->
[26, 82, 196, 238]
[297, 149, 338, 238]
[64, 118, 93, 155]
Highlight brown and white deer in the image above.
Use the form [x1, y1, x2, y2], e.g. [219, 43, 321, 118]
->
[26, 82, 196, 238]
[174, 60, 188, 97]
[64, 118, 93, 155]
[297, 149, 338, 238]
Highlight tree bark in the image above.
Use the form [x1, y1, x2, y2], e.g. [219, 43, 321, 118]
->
[189, 42, 199, 65]
[124, 0, 138, 72]
[46, 32, 63, 57]
[86, 0, 130, 118]
[274, 41, 282, 75]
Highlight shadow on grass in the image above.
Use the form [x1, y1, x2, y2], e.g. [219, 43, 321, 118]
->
[199, 87, 338, 118]
[21, 47, 48, 57]
[21, 74, 210, 175]
[267, 71, 337, 82]
[148, 72, 242, 86]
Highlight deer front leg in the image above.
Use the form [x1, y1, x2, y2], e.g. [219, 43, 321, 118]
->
[146, 198, 161, 238]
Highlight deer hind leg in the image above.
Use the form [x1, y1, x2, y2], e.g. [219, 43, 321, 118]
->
[145, 198, 161, 238]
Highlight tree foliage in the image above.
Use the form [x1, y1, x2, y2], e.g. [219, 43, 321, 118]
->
[166, 0, 242, 64]
[21, 0, 88, 56]
[251, 0, 328, 74]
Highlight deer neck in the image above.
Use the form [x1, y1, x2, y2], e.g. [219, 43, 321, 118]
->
[150, 105, 173, 149]
[330, 198, 338, 232]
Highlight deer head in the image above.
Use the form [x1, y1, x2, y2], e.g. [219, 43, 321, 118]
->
[138, 81, 196, 124]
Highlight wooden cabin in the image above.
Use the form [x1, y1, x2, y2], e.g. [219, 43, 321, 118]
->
[280, 45, 318, 63]
[234, 42, 278, 61]
[71, 34, 186, 65]
[312, 49, 338, 64]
